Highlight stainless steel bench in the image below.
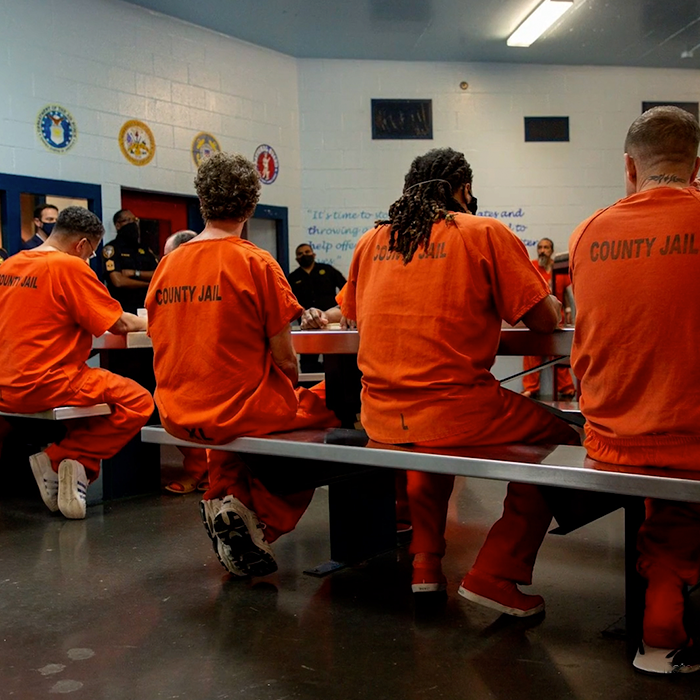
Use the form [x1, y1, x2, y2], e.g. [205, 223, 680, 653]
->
[0, 404, 111, 420]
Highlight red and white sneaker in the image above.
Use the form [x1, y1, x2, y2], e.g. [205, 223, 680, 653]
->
[458, 570, 544, 617]
[411, 554, 446, 593]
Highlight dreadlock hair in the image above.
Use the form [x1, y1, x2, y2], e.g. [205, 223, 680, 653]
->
[377, 147, 473, 264]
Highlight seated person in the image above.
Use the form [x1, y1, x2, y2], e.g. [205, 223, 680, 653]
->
[146, 153, 339, 578]
[521, 237, 576, 399]
[341, 147, 579, 601]
[571, 106, 700, 675]
[160, 229, 208, 495]
[0, 207, 153, 519]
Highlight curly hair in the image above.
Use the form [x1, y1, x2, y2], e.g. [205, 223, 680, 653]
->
[194, 152, 261, 222]
[377, 148, 473, 264]
[54, 206, 104, 242]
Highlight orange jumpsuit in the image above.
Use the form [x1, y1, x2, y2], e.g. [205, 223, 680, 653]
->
[0, 250, 154, 479]
[521, 261, 576, 396]
[570, 186, 700, 648]
[342, 214, 578, 562]
[146, 237, 339, 543]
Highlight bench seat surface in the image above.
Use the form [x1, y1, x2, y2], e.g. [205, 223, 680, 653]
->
[141, 426, 700, 504]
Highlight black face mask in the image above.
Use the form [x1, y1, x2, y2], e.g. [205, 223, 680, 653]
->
[41, 222, 56, 236]
[119, 222, 140, 244]
[297, 254, 314, 267]
[466, 194, 478, 215]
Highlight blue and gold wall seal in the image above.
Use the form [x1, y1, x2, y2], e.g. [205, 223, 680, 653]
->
[191, 132, 220, 167]
[36, 105, 77, 153]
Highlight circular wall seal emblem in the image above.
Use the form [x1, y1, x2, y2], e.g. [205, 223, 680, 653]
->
[254, 144, 279, 184]
[191, 132, 220, 167]
[119, 119, 155, 166]
[36, 105, 77, 153]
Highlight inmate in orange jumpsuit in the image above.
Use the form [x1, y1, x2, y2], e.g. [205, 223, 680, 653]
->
[146, 237, 339, 543]
[521, 260, 576, 396]
[0, 250, 154, 479]
[571, 186, 700, 649]
[341, 214, 578, 567]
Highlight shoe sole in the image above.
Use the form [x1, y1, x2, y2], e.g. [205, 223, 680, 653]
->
[458, 585, 544, 617]
[412, 582, 447, 593]
[57, 460, 87, 520]
[199, 500, 247, 578]
[214, 504, 277, 578]
[29, 453, 59, 512]
[633, 646, 700, 675]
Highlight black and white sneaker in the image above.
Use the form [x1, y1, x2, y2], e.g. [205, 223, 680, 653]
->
[213, 495, 277, 577]
[633, 641, 700, 674]
[29, 452, 59, 512]
[199, 499, 247, 577]
[57, 460, 88, 519]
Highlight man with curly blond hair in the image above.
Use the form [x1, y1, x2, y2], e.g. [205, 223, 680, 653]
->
[146, 153, 339, 579]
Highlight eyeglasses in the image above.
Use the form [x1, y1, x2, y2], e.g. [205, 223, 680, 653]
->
[81, 238, 98, 260]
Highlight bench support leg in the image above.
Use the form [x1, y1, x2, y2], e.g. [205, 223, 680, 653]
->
[304, 469, 397, 577]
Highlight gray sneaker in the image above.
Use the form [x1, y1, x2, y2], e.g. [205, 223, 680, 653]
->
[29, 452, 59, 512]
[199, 499, 247, 577]
[57, 460, 88, 519]
[213, 495, 277, 577]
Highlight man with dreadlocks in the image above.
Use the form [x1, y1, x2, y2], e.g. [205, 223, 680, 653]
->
[341, 147, 579, 611]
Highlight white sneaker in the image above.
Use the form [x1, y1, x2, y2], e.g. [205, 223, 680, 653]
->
[29, 452, 59, 512]
[57, 460, 88, 520]
[199, 499, 247, 577]
[633, 642, 700, 674]
[213, 495, 277, 577]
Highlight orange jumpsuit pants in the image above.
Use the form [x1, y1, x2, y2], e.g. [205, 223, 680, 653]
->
[521, 355, 576, 396]
[202, 385, 340, 544]
[408, 389, 579, 578]
[0, 367, 154, 481]
[585, 434, 700, 648]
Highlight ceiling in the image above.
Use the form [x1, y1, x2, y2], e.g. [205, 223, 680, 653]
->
[126, 0, 700, 69]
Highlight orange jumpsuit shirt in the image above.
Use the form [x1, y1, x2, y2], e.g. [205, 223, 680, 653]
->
[146, 237, 304, 442]
[570, 187, 700, 448]
[0, 250, 122, 411]
[341, 214, 550, 444]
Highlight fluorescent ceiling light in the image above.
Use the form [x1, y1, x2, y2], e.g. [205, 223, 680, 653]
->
[507, 0, 574, 47]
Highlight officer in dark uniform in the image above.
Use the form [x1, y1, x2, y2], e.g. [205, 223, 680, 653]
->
[287, 243, 347, 311]
[103, 209, 158, 313]
[287, 243, 346, 373]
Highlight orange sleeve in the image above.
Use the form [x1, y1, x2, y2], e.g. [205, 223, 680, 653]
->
[483, 223, 549, 326]
[52, 257, 123, 336]
[253, 251, 304, 338]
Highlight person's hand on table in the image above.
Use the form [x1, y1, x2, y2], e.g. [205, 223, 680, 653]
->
[340, 315, 357, 330]
[301, 307, 329, 329]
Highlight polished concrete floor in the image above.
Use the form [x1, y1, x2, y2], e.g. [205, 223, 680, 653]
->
[1, 471, 698, 700]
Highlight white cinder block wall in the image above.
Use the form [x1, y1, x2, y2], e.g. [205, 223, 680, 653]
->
[299, 60, 700, 274]
[0, 0, 302, 242]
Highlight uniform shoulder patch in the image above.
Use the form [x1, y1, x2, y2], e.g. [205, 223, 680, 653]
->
[319, 269, 326, 275]
[105, 260, 116, 272]
[102, 245, 115, 259]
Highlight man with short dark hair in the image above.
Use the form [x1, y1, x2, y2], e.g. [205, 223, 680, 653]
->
[0, 206, 154, 519]
[147, 153, 339, 579]
[287, 243, 346, 311]
[102, 209, 158, 312]
[22, 204, 59, 250]
[571, 105, 700, 674]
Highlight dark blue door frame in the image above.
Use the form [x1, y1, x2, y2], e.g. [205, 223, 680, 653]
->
[0, 173, 102, 272]
[252, 203, 290, 275]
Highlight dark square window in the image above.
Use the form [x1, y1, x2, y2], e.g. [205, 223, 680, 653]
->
[372, 99, 433, 140]
[524, 116, 570, 142]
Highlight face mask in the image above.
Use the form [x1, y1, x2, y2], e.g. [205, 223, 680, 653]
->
[119, 222, 140, 243]
[298, 254, 314, 267]
[41, 222, 55, 236]
[466, 194, 478, 215]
